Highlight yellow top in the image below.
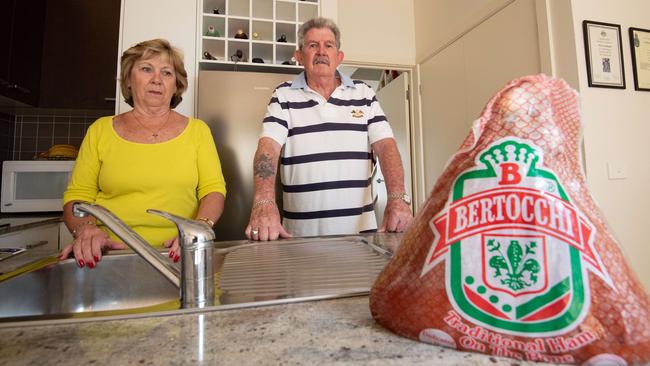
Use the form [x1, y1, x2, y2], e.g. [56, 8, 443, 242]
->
[64, 116, 227, 246]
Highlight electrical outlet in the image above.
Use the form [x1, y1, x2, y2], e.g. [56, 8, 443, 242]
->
[607, 162, 627, 180]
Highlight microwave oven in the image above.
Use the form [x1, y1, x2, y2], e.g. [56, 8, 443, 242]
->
[1, 160, 75, 213]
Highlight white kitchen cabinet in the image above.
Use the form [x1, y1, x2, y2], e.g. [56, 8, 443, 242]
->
[0, 223, 59, 252]
[117, 0, 199, 117]
[199, 0, 319, 68]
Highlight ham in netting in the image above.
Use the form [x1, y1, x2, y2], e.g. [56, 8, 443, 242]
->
[370, 74, 650, 365]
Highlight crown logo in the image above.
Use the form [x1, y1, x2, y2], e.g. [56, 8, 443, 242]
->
[351, 109, 364, 118]
[479, 140, 539, 185]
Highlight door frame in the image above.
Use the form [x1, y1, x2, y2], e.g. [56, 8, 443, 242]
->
[339, 62, 422, 212]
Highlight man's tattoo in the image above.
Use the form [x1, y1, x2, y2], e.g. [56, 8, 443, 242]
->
[254, 153, 275, 179]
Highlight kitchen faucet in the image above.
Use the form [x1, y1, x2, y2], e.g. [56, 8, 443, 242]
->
[72, 202, 216, 309]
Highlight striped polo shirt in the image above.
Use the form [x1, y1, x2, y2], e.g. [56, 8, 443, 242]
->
[261, 71, 394, 237]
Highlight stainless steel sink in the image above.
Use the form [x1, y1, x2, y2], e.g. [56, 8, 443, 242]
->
[0, 236, 390, 324]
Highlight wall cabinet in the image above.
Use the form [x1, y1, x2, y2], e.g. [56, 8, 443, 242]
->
[0, 0, 47, 106]
[38, 0, 121, 110]
[118, 0, 199, 117]
[199, 0, 319, 68]
[0, 0, 119, 109]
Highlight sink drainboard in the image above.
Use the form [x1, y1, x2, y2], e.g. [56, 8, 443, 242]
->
[0, 236, 390, 324]
[218, 237, 390, 304]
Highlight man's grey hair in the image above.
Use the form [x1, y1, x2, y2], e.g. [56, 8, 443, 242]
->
[297, 17, 341, 50]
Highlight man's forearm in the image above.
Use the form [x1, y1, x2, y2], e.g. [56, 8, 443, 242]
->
[372, 137, 406, 194]
[253, 137, 282, 201]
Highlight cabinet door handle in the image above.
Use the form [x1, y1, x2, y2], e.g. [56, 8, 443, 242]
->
[26, 240, 48, 249]
[7, 84, 31, 94]
[104, 97, 116, 102]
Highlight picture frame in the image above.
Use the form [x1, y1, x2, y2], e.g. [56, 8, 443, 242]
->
[582, 20, 626, 89]
[629, 27, 650, 91]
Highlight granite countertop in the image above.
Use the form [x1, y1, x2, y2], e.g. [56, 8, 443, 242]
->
[0, 296, 556, 366]
[0, 233, 558, 366]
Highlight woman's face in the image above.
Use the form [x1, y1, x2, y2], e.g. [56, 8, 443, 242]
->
[128, 55, 177, 109]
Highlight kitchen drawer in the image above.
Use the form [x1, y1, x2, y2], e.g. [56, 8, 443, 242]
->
[0, 224, 59, 251]
[59, 222, 73, 249]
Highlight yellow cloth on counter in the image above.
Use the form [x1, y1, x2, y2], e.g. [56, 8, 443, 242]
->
[64, 116, 226, 246]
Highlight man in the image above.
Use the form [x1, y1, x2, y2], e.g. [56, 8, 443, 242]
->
[245, 17, 413, 241]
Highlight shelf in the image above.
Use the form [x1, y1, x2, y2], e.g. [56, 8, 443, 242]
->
[251, 20, 273, 42]
[198, 0, 319, 69]
[276, 44, 297, 65]
[252, 43, 273, 64]
[252, 0, 273, 19]
[203, 0, 226, 15]
[276, 2, 296, 22]
[276, 22, 297, 43]
[228, 40, 250, 62]
[298, 2, 318, 22]
[202, 38, 226, 61]
[228, 0, 249, 17]
[202, 16, 225, 38]
[228, 18, 250, 39]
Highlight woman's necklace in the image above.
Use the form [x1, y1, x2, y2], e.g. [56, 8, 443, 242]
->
[131, 110, 172, 139]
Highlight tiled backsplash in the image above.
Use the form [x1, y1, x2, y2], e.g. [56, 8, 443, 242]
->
[11, 109, 112, 160]
[0, 108, 111, 196]
[0, 113, 14, 163]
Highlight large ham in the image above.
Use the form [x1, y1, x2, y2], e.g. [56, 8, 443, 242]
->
[370, 74, 650, 365]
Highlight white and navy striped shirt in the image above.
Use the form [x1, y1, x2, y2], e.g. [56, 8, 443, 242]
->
[261, 71, 394, 237]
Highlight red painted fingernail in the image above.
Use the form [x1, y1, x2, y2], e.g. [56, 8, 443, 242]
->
[169, 251, 174, 258]
[78, 260, 84, 268]
[174, 255, 180, 263]
[94, 255, 100, 262]
[88, 262, 95, 269]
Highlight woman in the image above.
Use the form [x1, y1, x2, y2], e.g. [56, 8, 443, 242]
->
[59, 39, 226, 268]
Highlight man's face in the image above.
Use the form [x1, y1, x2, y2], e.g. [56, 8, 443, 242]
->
[295, 27, 344, 78]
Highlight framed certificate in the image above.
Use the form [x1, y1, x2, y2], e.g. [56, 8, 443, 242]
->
[582, 20, 626, 89]
[629, 27, 650, 91]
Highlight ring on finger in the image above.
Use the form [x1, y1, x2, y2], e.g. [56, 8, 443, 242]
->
[251, 228, 259, 236]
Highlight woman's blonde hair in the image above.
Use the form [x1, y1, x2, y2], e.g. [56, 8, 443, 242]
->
[120, 38, 188, 108]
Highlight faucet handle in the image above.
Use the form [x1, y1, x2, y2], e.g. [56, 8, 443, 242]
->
[147, 209, 216, 245]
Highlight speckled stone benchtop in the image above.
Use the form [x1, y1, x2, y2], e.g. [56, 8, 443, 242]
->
[0, 296, 557, 366]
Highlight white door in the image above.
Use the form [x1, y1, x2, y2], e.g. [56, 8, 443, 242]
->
[372, 72, 413, 226]
[417, 0, 540, 193]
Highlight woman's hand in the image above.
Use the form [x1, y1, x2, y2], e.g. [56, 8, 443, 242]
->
[58, 224, 126, 268]
[163, 236, 181, 262]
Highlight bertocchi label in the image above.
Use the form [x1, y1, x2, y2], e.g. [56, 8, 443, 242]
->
[421, 137, 613, 337]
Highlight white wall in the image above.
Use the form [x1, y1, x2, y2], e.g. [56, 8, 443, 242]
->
[325, 0, 416, 66]
[116, 0, 197, 117]
[561, 0, 650, 289]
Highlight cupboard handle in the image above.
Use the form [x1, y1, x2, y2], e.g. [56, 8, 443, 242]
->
[7, 84, 30, 94]
[26, 240, 48, 249]
[104, 97, 116, 102]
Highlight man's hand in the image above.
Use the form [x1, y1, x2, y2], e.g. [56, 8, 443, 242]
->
[245, 201, 292, 241]
[378, 199, 413, 233]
